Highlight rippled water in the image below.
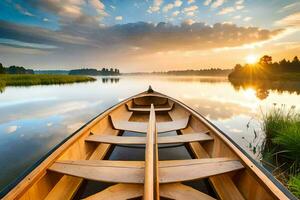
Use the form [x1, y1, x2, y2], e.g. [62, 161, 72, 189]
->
[0, 75, 299, 192]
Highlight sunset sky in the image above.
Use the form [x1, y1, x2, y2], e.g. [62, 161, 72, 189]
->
[0, 0, 300, 72]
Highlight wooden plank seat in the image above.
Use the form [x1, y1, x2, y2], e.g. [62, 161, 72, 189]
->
[83, 183, 216, 200]
[109, 115, 190, 133]
[85, 132, 213, 145]
[48, 158, 244, 184]
[126, 102, 174, 112]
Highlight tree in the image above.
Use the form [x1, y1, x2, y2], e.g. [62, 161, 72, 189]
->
[234, 64, 242, 71]
[292, 56, 299, 64]
[259, 55, 272, 65]
[0, 63, 5, 74]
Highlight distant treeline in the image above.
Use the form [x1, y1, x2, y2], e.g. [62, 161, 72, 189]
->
[35, 70, 69, 75]
[69, 68, 120, 76]
[126, 68, 232, 76]
[228, 55, 300, 81]
[153, 68, 232, 76]
[0, 63, 34, 74]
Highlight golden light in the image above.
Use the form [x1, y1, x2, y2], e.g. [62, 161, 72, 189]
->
[245, 54, 259, 64]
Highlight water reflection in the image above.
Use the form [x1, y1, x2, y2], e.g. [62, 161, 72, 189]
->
[0, 76, 299, 193]
[101, 77, 120, 83]
[230, 79, 300, 100]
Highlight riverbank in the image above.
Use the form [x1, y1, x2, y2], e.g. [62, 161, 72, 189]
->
[0, 74, 96, 87]
[261, 106, 300, 198]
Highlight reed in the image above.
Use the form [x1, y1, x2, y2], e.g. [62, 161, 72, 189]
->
[0, 74, 96, 86]
[288, 175, 300, 198]
[262, 105, 300, 198]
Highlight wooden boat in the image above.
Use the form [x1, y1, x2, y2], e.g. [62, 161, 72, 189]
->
[1, 87, 296, 200]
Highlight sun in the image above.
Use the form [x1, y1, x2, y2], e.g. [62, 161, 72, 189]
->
[245, 54, 259, 64]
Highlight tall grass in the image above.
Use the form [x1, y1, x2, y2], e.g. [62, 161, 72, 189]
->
[0, 74, 96, 86]
[262, 105, 300, 198]
[0, 80, 5, 93]
[288, 175, 300, 198]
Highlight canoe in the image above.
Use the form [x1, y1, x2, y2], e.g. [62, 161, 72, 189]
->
[1, 87, 296, 200]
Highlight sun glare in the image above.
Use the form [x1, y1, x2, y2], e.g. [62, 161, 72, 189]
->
[245, 54, 259, 64]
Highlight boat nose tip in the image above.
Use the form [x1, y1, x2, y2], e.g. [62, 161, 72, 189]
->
[147, 85, 154, 93]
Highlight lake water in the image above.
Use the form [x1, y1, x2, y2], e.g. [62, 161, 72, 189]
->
[0, 75, 300, 193]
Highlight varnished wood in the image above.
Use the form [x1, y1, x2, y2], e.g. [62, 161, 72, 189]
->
[144, 104, 159, 200]
[85, 132, 213, 145]
[83, 184, 143, 200]
[84, 183, 216, 200]
[126, 102, 174, 112]
[45, 143, 115, 200]
[160, 183, 216, 200]
[48, 158, 243, 184]
[110, 115, 190, 133]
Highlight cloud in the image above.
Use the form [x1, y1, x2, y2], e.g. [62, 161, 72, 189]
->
[218, 7, 235, 15]
[162, 0, 182, 13]
[187, 0, 195, 4]
[276, 12, 300, 27]
[6, 125, 18, 134]
[203, 0, 212, 6]
[279, 2, 300, 13]
[0, 19, 283, 62]
[14, 3, 34, 16]
[147, 0, 163, 13]
[211, 0, 225, 8]
[233, 15, 241, 19]
[30, 0, 107, 24]
[236, 0, 244, 5]
[236, 5, 244, 10]
[163, 3, 174, 12]
[115, 16, 123, 21]
[183, 5, 198, 12]
[174, 0, 183, 7]
[235, 0, 244, 10]
[0, 20, 92, 48]
[243, 17, 252, 21]
[172, 10, 180, 16]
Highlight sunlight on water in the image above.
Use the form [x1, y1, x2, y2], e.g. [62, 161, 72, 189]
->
[0, 76, 299, 191]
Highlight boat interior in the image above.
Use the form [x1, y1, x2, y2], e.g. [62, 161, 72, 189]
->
[4, 91, 291, 200]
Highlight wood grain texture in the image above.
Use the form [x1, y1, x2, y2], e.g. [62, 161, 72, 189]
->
[48, 158, 243, 184]
[84, 183, 216, 200]
[144, 104, 159, 200]
[110, 114, 190, 133]
[85, 132, 212, 145]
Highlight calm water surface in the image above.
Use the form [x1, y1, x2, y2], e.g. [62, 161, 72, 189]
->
[0, 76, 300, 192]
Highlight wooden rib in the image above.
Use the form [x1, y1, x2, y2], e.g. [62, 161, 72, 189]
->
[144, 104, 159, 200]
[48, 158, 243, 184]
[85, 132, 213, 145]
[210, 174, 245, 200]
[110, 115, 190, 133]
[186, 134, 245, 200]
[45, 144, 112, 200]
[49, 160, 144, 184]
[126, 102, 174, 112]
[84, 183, 215, 200]
[83, 184, 143, 200]
[160, 183, 216, 200]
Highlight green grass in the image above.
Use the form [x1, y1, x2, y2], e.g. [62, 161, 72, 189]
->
[288, 175, 300, 198]
[261, 105, 300, 197]
[0, 74, 96, 86]
[262, 105, 300, 165]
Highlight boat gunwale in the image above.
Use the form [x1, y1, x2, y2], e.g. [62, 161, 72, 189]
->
[1, 90, 297, 200]
[162, 92, 297, 200]
[0, 91, 147, 199]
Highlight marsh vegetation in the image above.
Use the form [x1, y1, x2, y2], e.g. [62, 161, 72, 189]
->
[261, 106, 300, 198]
[0, 74, 96, 87]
